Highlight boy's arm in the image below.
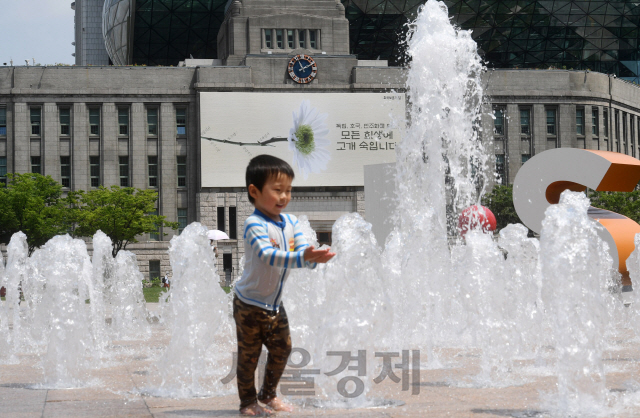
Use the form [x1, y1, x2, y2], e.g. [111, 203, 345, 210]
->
[244, 220, 310, 269]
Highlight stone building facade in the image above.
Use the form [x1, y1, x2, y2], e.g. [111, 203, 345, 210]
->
[482, 69, 640, 186]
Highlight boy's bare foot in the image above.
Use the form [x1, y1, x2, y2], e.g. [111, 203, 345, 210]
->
[240, 402, 273, 416]
[262, 397, 294, 412]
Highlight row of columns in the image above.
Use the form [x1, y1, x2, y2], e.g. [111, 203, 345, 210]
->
[3, 101, 184, 240]
[496, 103, 639, 184]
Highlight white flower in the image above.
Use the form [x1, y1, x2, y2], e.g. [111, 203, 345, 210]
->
[287, 100, 331, 179]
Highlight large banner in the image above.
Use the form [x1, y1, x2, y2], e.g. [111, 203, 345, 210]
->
[200, 92, 405, 187]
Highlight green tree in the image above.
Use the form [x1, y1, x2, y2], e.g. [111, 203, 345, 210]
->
[72, 186, 179, 257]
[588, 189, 640, 224]
[0, 173, 70, 254]
[481, 184, 523, 231]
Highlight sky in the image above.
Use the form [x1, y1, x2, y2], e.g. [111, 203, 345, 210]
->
[1, 0, 76, 66]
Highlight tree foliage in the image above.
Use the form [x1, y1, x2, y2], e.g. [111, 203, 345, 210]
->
[481, 184, 523, 231]
[588, 189, 640, 224]
[0, 173, 70, 254]
[69, 186, 179, 257]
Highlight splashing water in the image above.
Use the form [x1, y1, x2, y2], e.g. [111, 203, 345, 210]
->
[152, 222, 234, 398]
[109, 251, 151, 340]
[0, 247, 9, 358]
[4, 232, 29, 357]
[89, 231, 113, 354]
[33, 235, 95, 388]
[539, 191, 619, 415]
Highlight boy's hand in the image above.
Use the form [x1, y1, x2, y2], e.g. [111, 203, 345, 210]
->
[304, 246, 336, 264]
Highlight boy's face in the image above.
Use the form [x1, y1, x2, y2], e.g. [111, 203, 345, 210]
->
[249, 173, 293, 222]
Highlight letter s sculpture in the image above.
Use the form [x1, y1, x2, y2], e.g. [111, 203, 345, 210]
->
[513, 149, 640, 287]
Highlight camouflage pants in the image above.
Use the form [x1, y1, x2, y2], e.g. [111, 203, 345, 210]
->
[233, 295, 292, 409]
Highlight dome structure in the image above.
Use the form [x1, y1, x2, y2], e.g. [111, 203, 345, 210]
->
[102, 0, 133, 66]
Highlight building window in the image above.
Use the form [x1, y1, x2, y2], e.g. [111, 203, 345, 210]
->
[493, 108, 504, 136]
[217, 207, 226, 232]
[119, 156, 129, 187]
[149, 210, 160, 241]
[147, 108, 158, 136]
[576, 108, 584, 136]
[60, 156, 71, 188]
[31, 156, 41, 174]
[223, 253, 233, 285]
[118, 107, 129, 136]
[177, 155, 186, 187]
[522, 154, 531, 164]
[309, 30, 318, 49]
[178, 208, 188, 234]
[90, 156, 100, 187]
[149, 260, 161, 280]
[287, 29, 294, 48]
[546, 109, 556, 135]
[495, 154, 506, 185]
[229, 206, 237, 239]
[623, 113, 628, 154]
[89, 108, 100, 136]
[265, 29, 272, 48]
[148, 156, 158, 188]
[276, 29, 283, 48]
[520, 108, 531, 135]
[0, 157, 6, 185]
[176, 108, 186, 135]
[31, 107, 41, 136]
[0, 108, 6, 136]
[592, 108, 599, 136]
[318, 232, 332, 246]
[298, 30, 306, 48]
[603, 109, 609, 138]
[59, 108, 70, 136]
[615, 110, 620, 140]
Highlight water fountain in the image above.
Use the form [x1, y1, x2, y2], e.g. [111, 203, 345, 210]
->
[2, 1, 640, 416]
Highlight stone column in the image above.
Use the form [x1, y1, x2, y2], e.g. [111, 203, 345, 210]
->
[631, 113, 636, 156]
[505, 104, 520, 184]
[532, 104, 546, 156]
[101, 103, 118, 186]
[624, 112, 631, 155]
[584, 105, 593, 149]
[73, 103, 89, 191]
[559, 104, 575, 148]
[160, 103, 177, 240]
[43, 103, 60, 180]
[597, 105, 606, 150]
[13, 103, 30, 174]
[187, 101, 198, 225]
[4, 102, 14, 174]
[130, 103, 147, 189]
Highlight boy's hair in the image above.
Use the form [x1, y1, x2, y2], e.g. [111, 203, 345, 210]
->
[246, 154, 295, 204]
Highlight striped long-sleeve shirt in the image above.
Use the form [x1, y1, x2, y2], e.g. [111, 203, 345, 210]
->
[234, 208, 316, 311]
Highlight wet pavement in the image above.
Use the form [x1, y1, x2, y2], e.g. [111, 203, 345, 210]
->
[2, 303, 640, 418]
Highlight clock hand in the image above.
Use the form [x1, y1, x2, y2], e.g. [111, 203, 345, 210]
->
[298, 61, 304, 71]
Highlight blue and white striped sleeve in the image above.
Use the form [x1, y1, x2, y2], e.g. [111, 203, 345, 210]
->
[243, 218, 309, 269]
[291, 216, 317, 269]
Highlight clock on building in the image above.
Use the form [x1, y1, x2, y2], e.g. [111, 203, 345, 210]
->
[287, 54, 317, 84]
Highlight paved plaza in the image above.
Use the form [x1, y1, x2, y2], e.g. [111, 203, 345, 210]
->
[2, 303, 640, 418]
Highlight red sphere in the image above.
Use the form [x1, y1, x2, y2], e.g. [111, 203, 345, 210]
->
[458, 205, 497, 237]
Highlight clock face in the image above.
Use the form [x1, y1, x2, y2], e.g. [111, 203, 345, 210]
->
[288, 54, 317, 84]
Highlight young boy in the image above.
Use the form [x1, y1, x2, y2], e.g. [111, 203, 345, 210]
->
[233, 154, 335, 416]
